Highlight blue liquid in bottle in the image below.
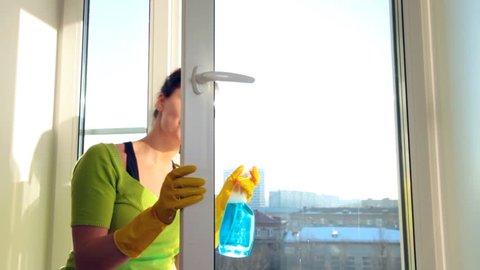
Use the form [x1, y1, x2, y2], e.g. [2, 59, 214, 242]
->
[218, 201, 255, 258]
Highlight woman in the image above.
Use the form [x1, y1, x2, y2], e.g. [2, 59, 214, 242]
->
[62, 69, 259, 269]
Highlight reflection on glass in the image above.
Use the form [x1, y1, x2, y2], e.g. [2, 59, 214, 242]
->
[214, 0, 403, 269]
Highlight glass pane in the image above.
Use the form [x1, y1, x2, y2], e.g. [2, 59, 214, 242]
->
[214, 0, 403, 270]
[82, 0, 149, 133]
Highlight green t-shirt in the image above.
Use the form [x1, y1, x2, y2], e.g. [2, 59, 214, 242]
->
[62, 143, 179, 270]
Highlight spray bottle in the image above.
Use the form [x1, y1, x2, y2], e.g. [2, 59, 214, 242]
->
[218, 177, 255, 258]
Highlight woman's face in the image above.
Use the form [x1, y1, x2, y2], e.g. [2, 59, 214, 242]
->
[157, 87, 181, 142]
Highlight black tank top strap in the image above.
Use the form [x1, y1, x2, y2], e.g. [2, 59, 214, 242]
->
[172, 161, 178, 169]
[124, 141, 140, 181]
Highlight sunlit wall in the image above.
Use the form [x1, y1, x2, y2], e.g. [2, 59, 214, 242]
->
[0, 0, 61, 269]
[429, 0, 480, 269]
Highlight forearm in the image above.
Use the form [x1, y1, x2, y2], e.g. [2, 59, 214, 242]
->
[73, 209, 167, 268]
[73, 227, 129, 270]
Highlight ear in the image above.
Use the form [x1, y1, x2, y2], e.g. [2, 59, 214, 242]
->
[156, 93, 166, 112]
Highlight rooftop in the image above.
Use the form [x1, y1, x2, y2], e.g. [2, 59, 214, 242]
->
[284, 226, 400, 243]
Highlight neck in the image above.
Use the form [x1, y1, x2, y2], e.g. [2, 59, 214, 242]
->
[137, 133, 179, 162]
[143, 132, 178, 150]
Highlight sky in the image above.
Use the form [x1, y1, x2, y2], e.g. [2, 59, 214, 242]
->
[85, 0, 149, 130]
[84, 0, 400, 201]
[213, 0, 399, 200]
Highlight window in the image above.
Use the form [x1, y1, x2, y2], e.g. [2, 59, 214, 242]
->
[212, 0, 408, 269]
[77, 1, 415, 269]
[78, 0, 150, 154]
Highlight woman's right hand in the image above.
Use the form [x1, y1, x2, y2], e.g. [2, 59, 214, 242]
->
[152, 165, 206, 224]
[113, 165, 206, 258]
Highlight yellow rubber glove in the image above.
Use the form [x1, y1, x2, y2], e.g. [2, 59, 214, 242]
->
[215, 165, 260, 247]
[113, 165, 206, 258]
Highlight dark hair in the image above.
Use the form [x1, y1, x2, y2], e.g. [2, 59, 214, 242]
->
[153, 68, 181, 118]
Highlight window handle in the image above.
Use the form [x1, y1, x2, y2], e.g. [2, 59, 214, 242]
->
[192, 65, 255, 94]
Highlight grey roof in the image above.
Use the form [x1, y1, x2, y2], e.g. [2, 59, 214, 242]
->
[284, 226, 400, 243]
[254, 210, 286, 225]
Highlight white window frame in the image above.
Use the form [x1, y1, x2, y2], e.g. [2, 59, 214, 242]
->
[180, 0, 216, 268]
[49, 0, 84, 267]
[401, 0, 445, 269]
[77, 0, 172, 155]
[50, 0, 181, 268]
[149, 0, 182, 129]
[179, 0, 444, 269]
[50, 0, 445, 269]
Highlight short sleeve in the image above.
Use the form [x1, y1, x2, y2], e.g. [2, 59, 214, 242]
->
[71, 144, 118, 228]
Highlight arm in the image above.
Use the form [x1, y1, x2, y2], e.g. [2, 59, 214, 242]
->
[72, 226, 128, 270]
[71, 146, 204, 268]
[70, 145, 127, 269]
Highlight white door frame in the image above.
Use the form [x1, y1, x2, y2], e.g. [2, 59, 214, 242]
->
[179, 0, 443, 269]
[180, 0, 215, 269]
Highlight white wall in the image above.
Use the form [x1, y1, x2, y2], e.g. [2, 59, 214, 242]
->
[429, 1, 480, 269]
[0, 0, 62, 269]
[49, 0, 83, 268]
[405, 0, 480, 269]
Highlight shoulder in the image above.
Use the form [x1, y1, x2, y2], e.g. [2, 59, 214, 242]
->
[74, 143, 121, 173]
[82, 143, 114, 157]
[71, 143, 121, 189]
[78, 143, 119, 163]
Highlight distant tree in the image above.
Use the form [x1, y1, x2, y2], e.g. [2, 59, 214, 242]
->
[371, 229, 398, 270]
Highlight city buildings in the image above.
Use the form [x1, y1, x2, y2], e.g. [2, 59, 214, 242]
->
[218, 168, 401, 269]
